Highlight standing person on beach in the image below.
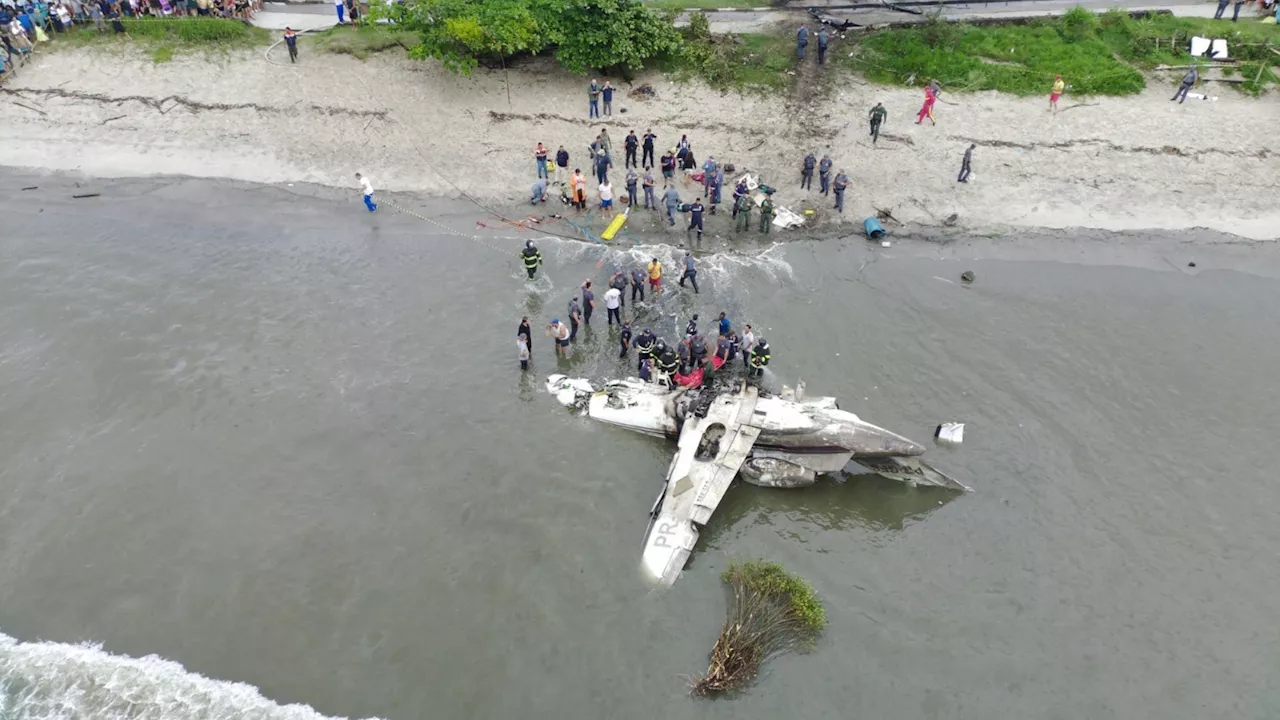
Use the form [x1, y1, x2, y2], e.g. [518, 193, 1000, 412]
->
[534, 142, 549, 179]
[662, 184, 680, 226]
[816, 27, 829, 64]
[957, 144, 975, 183]
[832, 169, 849, 212]
[602, 81, 614, 116]
[333, 0, 342, 23]
[1050, 75, 1065, 113]
[598, 178, 614, 218]
[915, 85, 937, 125]
[1171, 66, 1198, 103]
[517, 333, 530, 371]
[642, 129, 657, 168]
[571, 169, 587, 210]
[625, 168, 639, 209]
[594, 148, 611, 184]
[642, 167, 657, 210]
[659, 148, 675, 184]
[818, 153, 833, 196]
[796, 25, 808, 60]
[283, 26, 298, 63]
[759, 194, 774, 234]
[599, 127, 613, 158]
[734, 192, 753, 232]
[801, 152, 816, 190]
[588, 79, 600, 118]
[686, 199, 705, 249]
[355, 173, 376, 212]
[869, 102, 887, 143]
[555, 145, 569, 187]
[624, 130, 639, 169]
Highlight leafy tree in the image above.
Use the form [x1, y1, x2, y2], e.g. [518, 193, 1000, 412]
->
[537, 0, 681, 74]
[381, 0, 679, 74]
[395, 0, 542, 72]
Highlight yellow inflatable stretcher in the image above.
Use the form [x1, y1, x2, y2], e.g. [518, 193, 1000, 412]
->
[600, 209, 629, 241]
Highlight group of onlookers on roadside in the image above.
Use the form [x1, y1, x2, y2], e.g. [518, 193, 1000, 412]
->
[1, 0, 260, 75]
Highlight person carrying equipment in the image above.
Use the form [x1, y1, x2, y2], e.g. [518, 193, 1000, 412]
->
[521, 240, 543, 279]
[749, 337, 771, 378]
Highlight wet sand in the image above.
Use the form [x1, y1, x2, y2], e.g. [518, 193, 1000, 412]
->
[1, 46, 1276, 241]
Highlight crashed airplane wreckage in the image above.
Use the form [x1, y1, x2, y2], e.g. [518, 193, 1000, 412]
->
[546, 374, 970, 586]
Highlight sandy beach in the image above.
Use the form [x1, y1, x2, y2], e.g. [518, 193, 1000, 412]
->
[1, 44, 1276, 239]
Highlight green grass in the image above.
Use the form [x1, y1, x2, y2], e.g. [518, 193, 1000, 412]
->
[310, 24, 419, 60]
[661, 27, 795, 91]
[150, 44, 174, 63]
[50, 17, 270, 57]
[844, 8, 1280, 96]
[649, 0, 773, 9]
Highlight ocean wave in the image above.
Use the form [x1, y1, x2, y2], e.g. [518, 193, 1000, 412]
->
[0, 630, 381, 720]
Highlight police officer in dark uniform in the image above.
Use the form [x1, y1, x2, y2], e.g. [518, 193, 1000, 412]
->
[630, 266, 646, 304]
[634, 328, 656, 371]
[521, 240, 543, 279]
[619, 320, 633, 359]
[749, 337, 771, 378]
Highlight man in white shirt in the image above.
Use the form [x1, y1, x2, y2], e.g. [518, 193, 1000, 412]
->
[604, 285, 622, 326]
[355, 172, 377, 212]
[740, 324, 755, 369]
[598, 180, 613, 217]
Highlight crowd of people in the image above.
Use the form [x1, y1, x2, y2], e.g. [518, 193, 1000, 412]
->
[1, 0, 260, 74]
[516, 243, 772, 384]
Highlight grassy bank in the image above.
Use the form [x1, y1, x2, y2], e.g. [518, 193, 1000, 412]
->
[845, 9, 1280, 96]
[51, 17, 270, 62]
[661, 12, 793, 90]
[310, 25, 419, 60]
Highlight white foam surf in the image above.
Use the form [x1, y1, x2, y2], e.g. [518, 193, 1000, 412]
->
[0, 630, 381, 720]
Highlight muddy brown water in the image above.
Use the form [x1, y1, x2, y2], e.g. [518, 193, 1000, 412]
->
[3, 171, 1279, 720]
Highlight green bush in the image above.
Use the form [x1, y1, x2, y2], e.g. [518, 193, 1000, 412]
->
[687, 9, 711, 42]
[119, 17, 258, 44]
[1059, 6, 1098, 43]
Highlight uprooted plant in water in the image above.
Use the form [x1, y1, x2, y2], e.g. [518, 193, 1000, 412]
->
[689, 560, 826, 696]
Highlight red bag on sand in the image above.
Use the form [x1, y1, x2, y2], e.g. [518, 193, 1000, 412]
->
[691, 171, 705, 184]
[711, 355, 725, 370]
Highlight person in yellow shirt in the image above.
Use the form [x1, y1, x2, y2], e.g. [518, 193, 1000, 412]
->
[646, 257, 663, 297]
[1050, 75, 1065, 113]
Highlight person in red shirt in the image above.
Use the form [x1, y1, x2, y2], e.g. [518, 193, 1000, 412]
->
[915, 86, 936, 126]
